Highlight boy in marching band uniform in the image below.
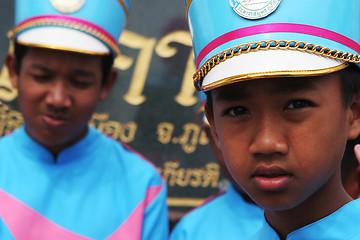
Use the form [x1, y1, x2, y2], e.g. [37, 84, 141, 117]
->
[185, 0, 360, 239]
[0, 0, 168, 239]
[170, 92, 263, 239]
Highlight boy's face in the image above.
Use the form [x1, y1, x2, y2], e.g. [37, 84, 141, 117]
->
[206, 73, 359, 211]
[6, 47, 115, 152]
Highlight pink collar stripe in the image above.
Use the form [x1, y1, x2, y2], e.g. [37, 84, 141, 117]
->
[106, 184, 164, 240]
[196, 23, 360, 68]
[16, 14, 118, 46]
[0, 189, 92, 240]
[0, 185, 163, 240]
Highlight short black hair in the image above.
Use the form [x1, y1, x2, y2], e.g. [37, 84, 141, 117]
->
[13, 41, 114, 85]
[339, 63, 360, 107]
[205, 63, 360, 114]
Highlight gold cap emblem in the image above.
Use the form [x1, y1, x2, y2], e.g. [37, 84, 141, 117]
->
[50, 0, 86, 13]
[230, 0, 282, 19]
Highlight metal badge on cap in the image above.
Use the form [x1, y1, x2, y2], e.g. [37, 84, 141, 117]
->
[50, 0, 86, 13]
[230, 0, 282, 19]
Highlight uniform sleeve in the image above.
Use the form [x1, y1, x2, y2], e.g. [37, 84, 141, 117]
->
[141, 181, 169, 240]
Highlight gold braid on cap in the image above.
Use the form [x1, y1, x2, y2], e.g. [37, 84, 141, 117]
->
[118, 0, 129, 17]
[194, 40, 360, 91]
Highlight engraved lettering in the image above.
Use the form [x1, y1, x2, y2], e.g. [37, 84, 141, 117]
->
[155, 31, 197, 107]
[116, 30, 157, 105]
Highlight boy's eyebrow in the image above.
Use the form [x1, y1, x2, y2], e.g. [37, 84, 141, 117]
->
[72, 69, 97, 78]
[215, 79, 320, 102]
[30, 64, 53, 73]
[31, 64, 96, 78]
[215, 88, 250, 102]
[271, 80, 320, 94]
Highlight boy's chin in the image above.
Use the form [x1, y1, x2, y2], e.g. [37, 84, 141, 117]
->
[249, 192, 305, 212]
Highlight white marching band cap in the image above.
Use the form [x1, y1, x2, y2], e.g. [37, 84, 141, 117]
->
[10, 0, 130, 57]
[185, 0, 360, 91]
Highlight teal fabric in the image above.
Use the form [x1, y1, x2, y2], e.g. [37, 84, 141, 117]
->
[0, 218, 15, 240]
[250, 198, 360, 240]
[170, 183, 263, 240]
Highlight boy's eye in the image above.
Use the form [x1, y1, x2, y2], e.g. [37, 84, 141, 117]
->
[31, 74, 52, 82]
[70, 78, 93, 88]
[285, 99, 314, 110]
[224, 106, 250, 117]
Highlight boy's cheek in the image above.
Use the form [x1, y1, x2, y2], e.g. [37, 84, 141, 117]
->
[209, 125, 221, 149]
[205, 109, 222, 148]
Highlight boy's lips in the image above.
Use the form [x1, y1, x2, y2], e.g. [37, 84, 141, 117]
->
[252, 165, 293, 191]
[42, 114, 70, 127]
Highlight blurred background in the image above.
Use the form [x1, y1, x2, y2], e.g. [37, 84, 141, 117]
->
[0, 0, 225, 229]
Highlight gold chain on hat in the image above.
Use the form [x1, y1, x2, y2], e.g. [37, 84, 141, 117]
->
[194, 40, 360, 91]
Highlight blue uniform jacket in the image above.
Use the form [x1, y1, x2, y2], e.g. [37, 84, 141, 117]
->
[170, 183, 263, 240]
[0, 125, 168, 240]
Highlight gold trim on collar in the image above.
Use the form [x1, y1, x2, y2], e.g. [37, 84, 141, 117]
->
[186, 0, 193, 15]
[167, 197, 205, 207]
[197, 104, 205, 115]
[194, 40, 360, 91]
[201, 63, 349, 92]
[118, 0, 129, 17]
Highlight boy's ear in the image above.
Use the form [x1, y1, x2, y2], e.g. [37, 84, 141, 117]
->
[99, 68, 117, 101]
[348, 93, 360, 139]
[205, 104, 221, 149]
[5, 53, 19, 89]
[356, 166, 360, 199]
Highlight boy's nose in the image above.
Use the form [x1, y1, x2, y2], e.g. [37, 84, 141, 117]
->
[45, 81, 72, 109]
[249, 118, 289, 157]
